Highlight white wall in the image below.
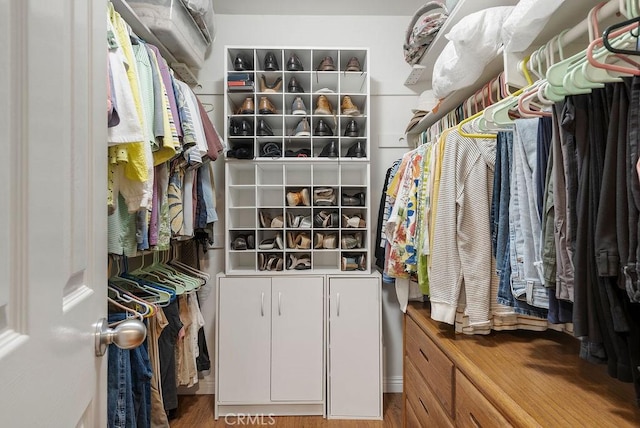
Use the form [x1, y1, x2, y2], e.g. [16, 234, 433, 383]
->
[187, 13, 422, 395]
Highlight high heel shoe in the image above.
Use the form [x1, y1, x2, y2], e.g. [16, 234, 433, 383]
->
[287, 254, 311, 270]
[286, 232, 311, 249]
[341, 232, 363, 249]
[286, 188, 310, 206]
[258, 233, 283, 250]
[314, 232, 337, 249]
[313, 187, 336, 206]
[260, 74, 283, 92]
[342, 214, 366, 228]
[341, 192, 365, 206]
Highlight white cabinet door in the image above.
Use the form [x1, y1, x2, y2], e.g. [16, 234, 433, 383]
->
[271, 277, 324, 401]
[329, 277, 381, 418]
[0, 1, 107, 426]
[218, 277, 271, 403]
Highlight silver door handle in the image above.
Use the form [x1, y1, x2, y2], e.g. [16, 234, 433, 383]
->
[278, 292, 282, 316]
[337, 292, 340, 317]
[261, 292, 265, 317]
[95, 318, 146, 357]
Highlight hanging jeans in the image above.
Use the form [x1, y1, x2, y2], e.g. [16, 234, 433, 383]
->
[108, 313, 135, 428]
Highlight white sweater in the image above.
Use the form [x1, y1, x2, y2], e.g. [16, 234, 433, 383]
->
[430, 126, 496, 326]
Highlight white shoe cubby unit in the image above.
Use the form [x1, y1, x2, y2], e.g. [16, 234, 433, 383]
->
[224, 46, 371, 275]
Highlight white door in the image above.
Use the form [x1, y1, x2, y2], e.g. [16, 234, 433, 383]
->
[328, 277, 382, 419]
[217, 277, 272, 403]
[271, 276, 324, 401]
[0, 0, 108, 427]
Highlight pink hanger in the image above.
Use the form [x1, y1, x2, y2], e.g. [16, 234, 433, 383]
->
[587, 21, 640, 75]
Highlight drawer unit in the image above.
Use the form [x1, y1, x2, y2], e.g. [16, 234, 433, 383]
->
[404, 358, 454, 428]
[455, 370, 512, 428]
[405, 314, 454, 416]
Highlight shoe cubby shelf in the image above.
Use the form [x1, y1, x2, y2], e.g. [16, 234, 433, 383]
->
[225, 47, 370, 162]
[225, 47, 371, 275]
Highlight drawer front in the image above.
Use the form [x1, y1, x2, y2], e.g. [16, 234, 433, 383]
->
[405, 358, 454, 428]
[456, 370, 512, 428]
[405, 315, 454, 416]
[405, 398, 422, 428]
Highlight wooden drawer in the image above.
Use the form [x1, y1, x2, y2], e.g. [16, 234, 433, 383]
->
[456, 369, 512, 428]
[405, 315, 455, 416]
[405, 358, 454, 428]
[405, 397, 422, 428]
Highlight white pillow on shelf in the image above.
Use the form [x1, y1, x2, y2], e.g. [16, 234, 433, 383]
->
[432, 6, 515, 99]
[501, 0, 565, 53]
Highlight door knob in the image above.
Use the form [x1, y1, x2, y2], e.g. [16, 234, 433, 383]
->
[95, 318, 147, 356]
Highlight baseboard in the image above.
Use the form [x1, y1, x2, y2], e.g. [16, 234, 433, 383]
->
[384, 376, 403, 393]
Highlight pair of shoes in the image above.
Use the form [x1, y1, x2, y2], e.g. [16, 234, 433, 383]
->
[341, 254, 366, 271]
[230, 119, 252, 136]
[259, 211, 284, 228]
[314, 232, 337, 249]
[260, 142, 282, 157]
[287, 231, 311, 249]
[234, 53, 253, 71]
[257, 119, 275, 136]
[291, 97, 307, 115]
[315, 95, 334, 115]
[287, 213, 312, 228]
[287, 254, 311, 270]
[344, 120, 359, 137]
[344, 57, 362, 72]
[342, 192, 365, 206]
[342, 214, 366, 228]
[264, 51, 279, 71]
[258, 96, 277, 114]
[259, 253, 284, 271]
[314, 119, 333, 136]
[341, 233, 363, 249]
[288, 76, 305, 93]
[341, 96, 360, 116]
[318, 140, 339, 158]
[286, 188, 310, 206]
[285, 148, 311, 158]
[314, 187, 336, 205]
[287, 53, 304, 71]
[314, 210, 339, 228]
[236, 97, 255, 114]
[346, 140, 366, 158]
[259, 233, 284, 250]
[231, 234, 255, 250]
[260, 75, 282, 93]
[227, 144, 253, 159]
[317, 56, 336, 71]
[292, 118, 311, 137]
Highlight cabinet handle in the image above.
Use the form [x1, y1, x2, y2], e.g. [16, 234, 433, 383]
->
[337, 292, 340, 317]
[469, 412, 482, 428]
[419, 347, 430, 362]
[419, 397, 430, 415]
[278, 292, 282, 316]
[261, 292, 264, 317]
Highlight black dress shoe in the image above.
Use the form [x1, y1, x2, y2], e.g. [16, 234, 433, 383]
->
[287, 76, 305, 93]
[257, 119, 274, 136]
[234, 53, 253, 71]
[346, 140, 366, 158]
[227, 146, 253, 159]
[344, 120, 359, 137]
[230, 119, 253, 136]
[287, 53, 304, 71]
[318, 140, 339, 158]
[264, 51, 279, 71]
[342, 192, 365, 206]
[314, 119, 333, 136]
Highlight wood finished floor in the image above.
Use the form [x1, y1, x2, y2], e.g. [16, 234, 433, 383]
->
[169, 394, 403, 427]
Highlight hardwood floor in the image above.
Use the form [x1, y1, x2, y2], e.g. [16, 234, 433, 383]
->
[169, 393, 403, 427]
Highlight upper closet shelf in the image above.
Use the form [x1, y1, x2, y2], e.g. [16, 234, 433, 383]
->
[111, 0, 202, 86]
[404, 0, 519, 86]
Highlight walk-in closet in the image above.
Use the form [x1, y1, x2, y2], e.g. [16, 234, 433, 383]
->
[1, 0, 640, 427]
